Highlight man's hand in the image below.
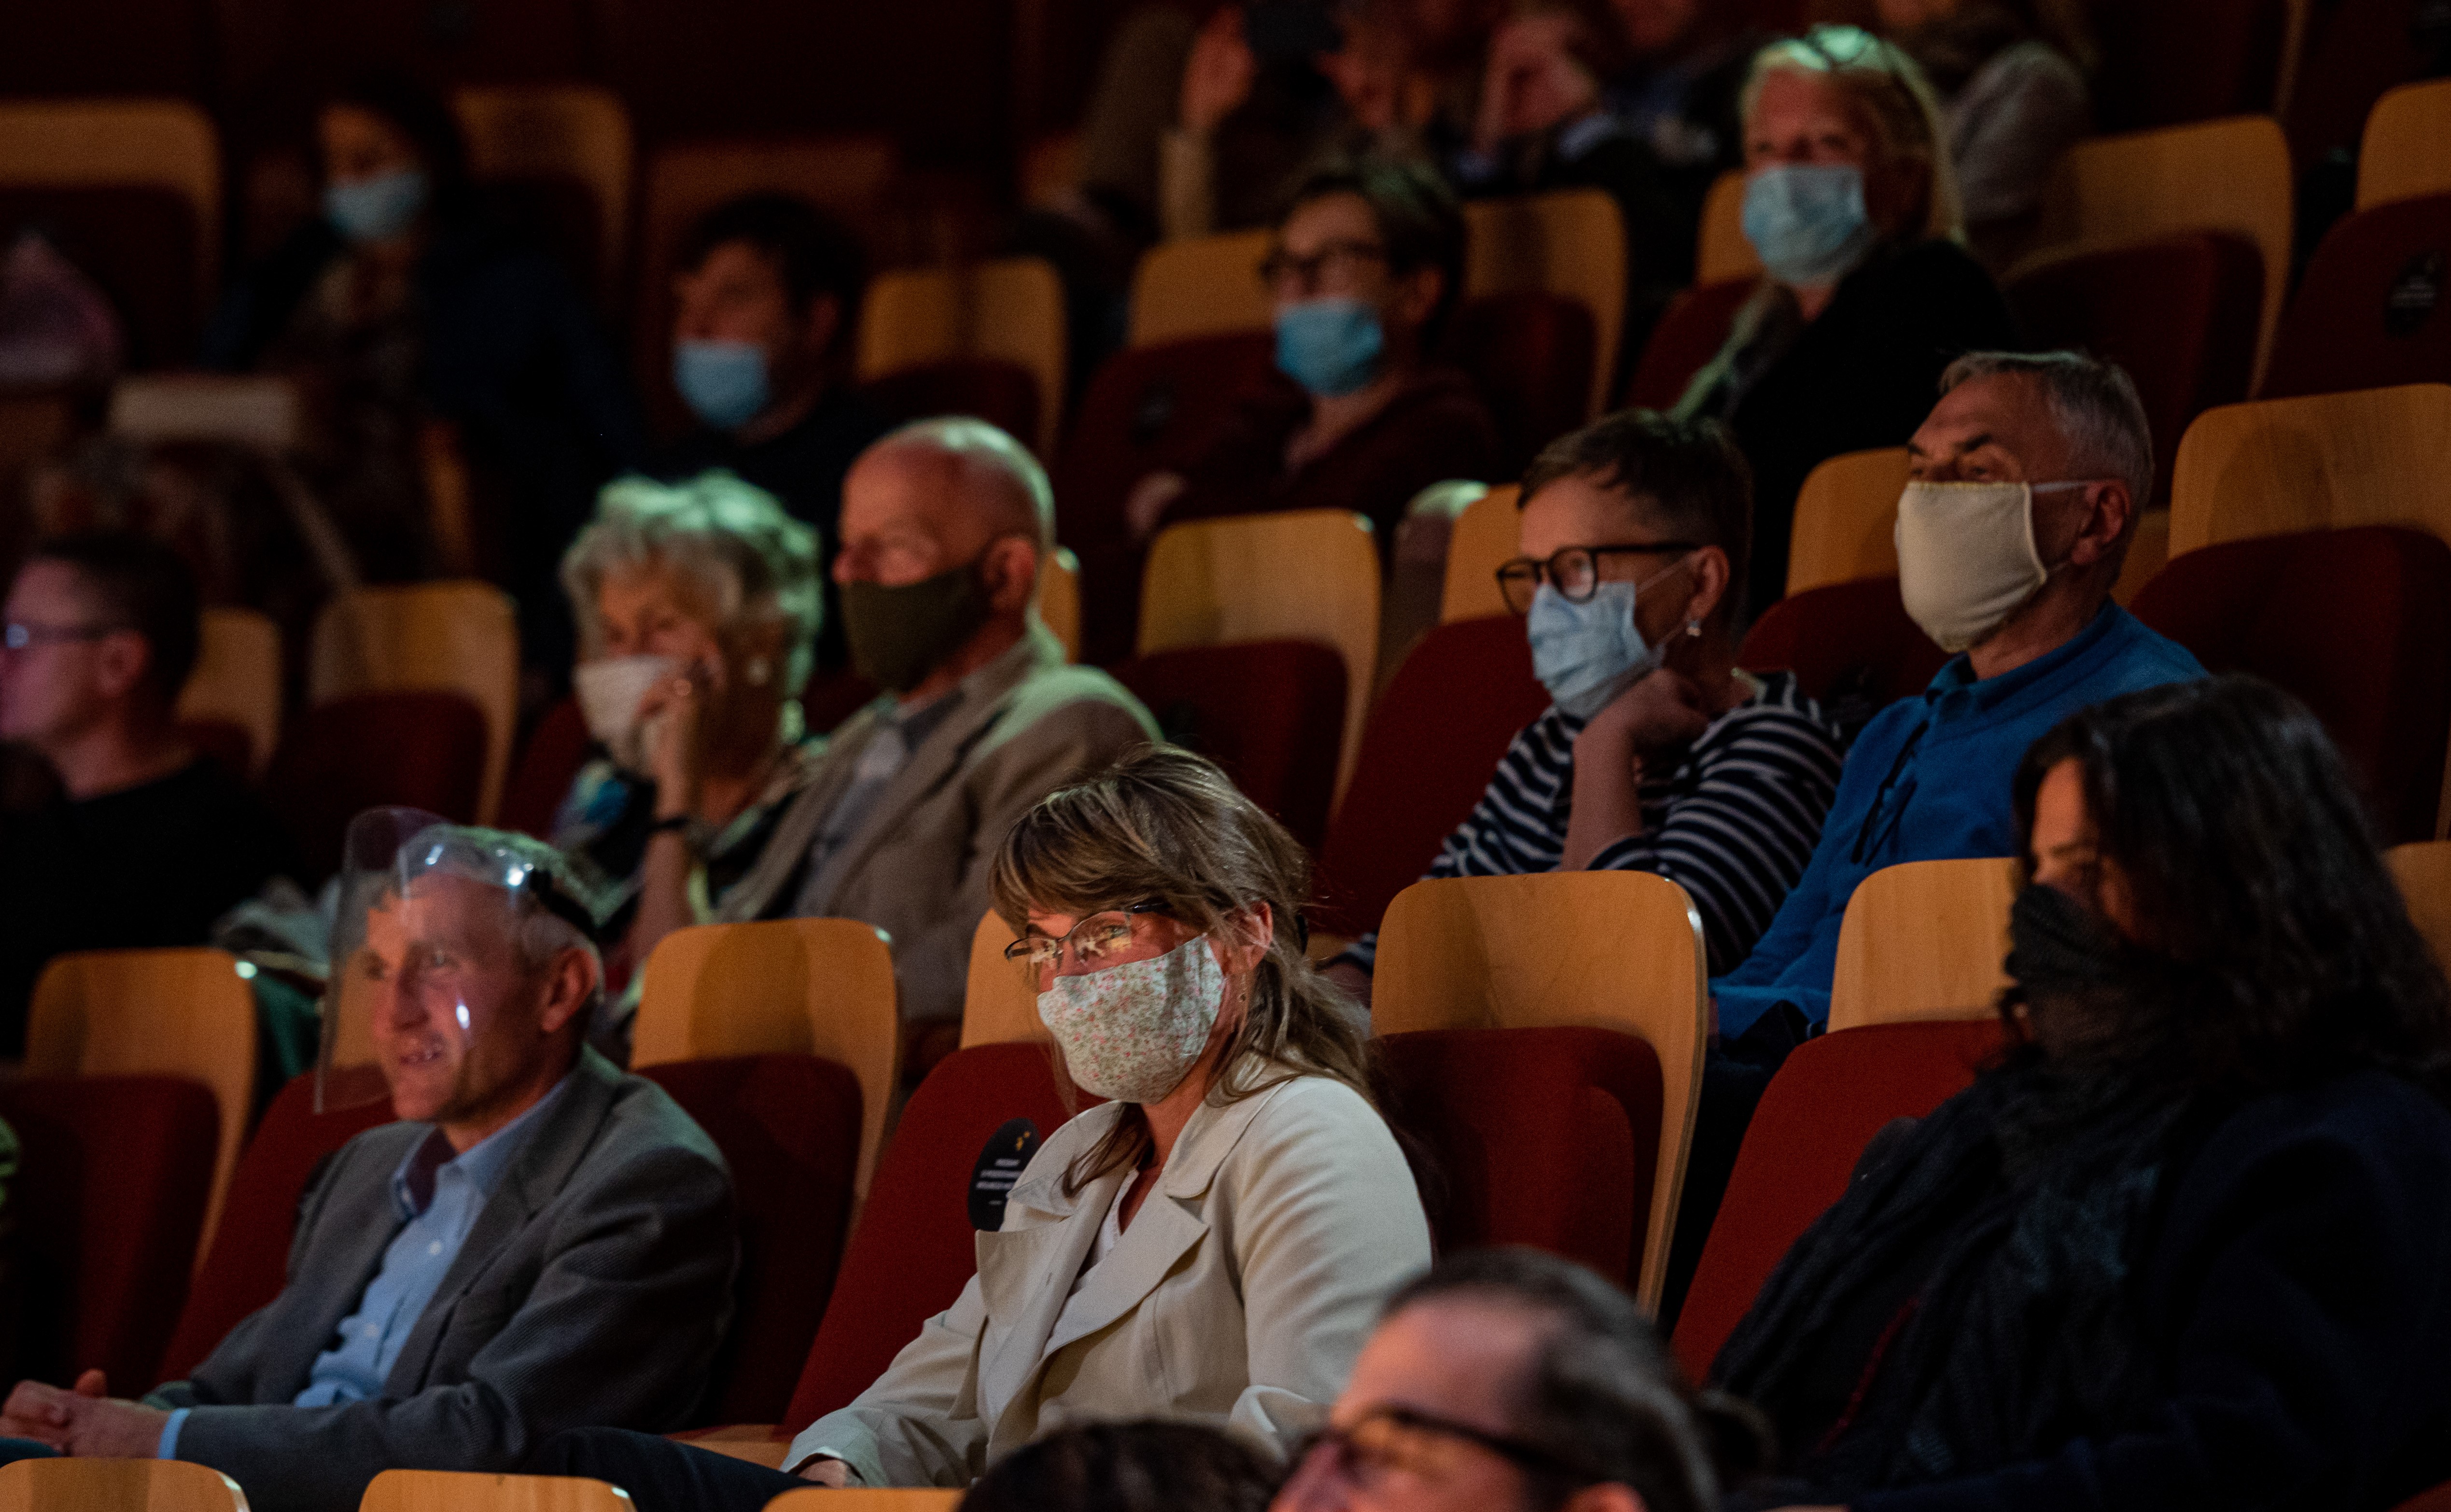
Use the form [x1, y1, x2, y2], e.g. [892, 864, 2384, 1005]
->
[800, 1457, 852, 1487]
[1181, 7, 1258, 134]
[0, 1371, 169, 1457]
[1473, 13, 1601, 154]
[1581, 666, 1711, 759]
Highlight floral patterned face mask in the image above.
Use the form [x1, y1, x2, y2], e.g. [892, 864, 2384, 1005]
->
[1036, 933, 1228, 1103]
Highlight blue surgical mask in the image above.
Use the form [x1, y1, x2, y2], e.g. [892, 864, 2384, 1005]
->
[1274, 296, 1386, 398]
[1525, 562, 1690, 719]
[323, 168, 429, 244]
[672, 339, 771, 430]
[1742, 163, 1878, 288]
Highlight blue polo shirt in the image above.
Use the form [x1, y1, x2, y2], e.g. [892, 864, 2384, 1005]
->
[1711, 604, 2204, 1036]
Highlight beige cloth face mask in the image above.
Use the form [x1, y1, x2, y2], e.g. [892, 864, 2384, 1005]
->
[1893, 480, 2098, 653]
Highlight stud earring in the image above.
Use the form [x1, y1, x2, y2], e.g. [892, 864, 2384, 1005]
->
[745, 657, 771, 686]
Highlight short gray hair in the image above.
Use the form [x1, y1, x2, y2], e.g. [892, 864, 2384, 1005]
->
[1940, 350, 2157, 511]
[878, 416, 1055, 547]
[560, 470, 823, 695]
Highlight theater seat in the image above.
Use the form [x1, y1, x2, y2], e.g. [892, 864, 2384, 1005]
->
[641, 1055, 862, 1426]
[1377, 1027, 1662, 1292]
[1670, 1021, 2007, 1382]
[500, 696, 592, 840]
[859, 360, 1043, 460]
[361, 1470, 628, 1512]
[1312, 616, 1552, 939]
[266, 690, 490, 884]
[1442, 290, 1597, 476]
[1111, 640, 1347, 847]
[0, 1458, 248, 1512]
[156, 1066, 395, 1383]
[2260, 194, 2451, 401]
[1623, 278, 1753, 410]
[0, 1075, 220, 1393]
[2131, 526, 2451, 842]
[1737, 578, 1948, 742]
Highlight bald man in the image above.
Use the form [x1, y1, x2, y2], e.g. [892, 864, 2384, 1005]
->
[714, 418, 1157, 1043]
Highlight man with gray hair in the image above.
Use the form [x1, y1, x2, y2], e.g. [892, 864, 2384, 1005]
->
[1669, 351, 2205, 1313]
[717, 417, 1158, 1046]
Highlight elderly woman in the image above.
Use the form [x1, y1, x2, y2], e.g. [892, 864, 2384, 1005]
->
[553, 470, 824, 1001]
[528, 747, 1433, 1507]
[1329, 410, 1844, 1006]
[1715, 676, 2451, 1512]
[1674, 25, 2017, 616]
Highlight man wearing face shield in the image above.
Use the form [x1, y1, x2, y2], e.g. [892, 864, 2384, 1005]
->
[0, 811, 737, 1512]
[714, 417, 1159, 1055]
[1665, 350, 2203, 1317]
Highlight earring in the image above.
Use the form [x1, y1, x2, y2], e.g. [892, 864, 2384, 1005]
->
[744, 657, 771, 686]
[1684, 619, 1703, 639]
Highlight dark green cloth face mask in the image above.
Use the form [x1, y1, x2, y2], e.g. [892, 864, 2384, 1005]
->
[840, 563, 993, 693]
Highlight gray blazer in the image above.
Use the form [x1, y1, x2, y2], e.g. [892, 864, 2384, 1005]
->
[150, 1047, 737, 1512]
[719, 620, 1158, 1025]
[790, 1074, 1433, 1487]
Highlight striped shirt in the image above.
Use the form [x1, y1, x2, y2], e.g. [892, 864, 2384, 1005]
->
[1342, 670, 1844, 976]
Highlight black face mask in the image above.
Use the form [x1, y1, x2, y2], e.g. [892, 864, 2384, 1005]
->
[2004, 881, 2143, 1000]
[840, 560, 994, 694]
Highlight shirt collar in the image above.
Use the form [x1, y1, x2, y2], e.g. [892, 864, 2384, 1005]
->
[1921, 602, 2122, 720]
[391, 1067, 577, 1218]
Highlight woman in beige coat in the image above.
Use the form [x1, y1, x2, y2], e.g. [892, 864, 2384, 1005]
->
[528, 747, 1432, 1508]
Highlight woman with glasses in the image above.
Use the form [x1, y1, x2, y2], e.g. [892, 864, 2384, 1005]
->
[525, 746, 1430, 1507]
[1671, 25, 2016, 618]
[1325, 410, 1842, 1008]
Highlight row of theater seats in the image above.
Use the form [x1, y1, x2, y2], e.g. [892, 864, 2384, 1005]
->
[0, 1456, 924, 1511]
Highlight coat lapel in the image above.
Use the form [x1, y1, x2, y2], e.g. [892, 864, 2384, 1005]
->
[264, 1128, 419, 1396]
[711, 705, 889, 925]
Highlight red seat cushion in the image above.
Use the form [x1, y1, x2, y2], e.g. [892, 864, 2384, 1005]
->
[1624, 278, 1754, 411]
[157, 1066, 395, 1382]
[267, 690, 490, 882]
[1111, 640, 1348, 847]
[2130, 525, 2451, 843]
[1313, 616, 1552, 938]
[1378, 1026, 1663, 1293]
[1442, 290, 1597, 477]
[642, 1055, 863, 1426]
[499, 696, 592, 840]
[2262, 194, 2451, 401]
[861, 360, 1043, 458]
[1671, 1021, 2007, 1382]
[0, 1075, 221, 1392]
[2092, 0, 2292, 131]
[1737, 577, 1948, 738]
[777, 1042, 1086, 1432]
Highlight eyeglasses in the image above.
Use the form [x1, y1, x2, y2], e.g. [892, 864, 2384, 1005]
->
[1259, 239, 1391, 294]
[1, 620, 124, 652]
[1289, 1405, 1596, 1493]
[1495, 543, 1699, 615]
[1004, 902, 1169, 973]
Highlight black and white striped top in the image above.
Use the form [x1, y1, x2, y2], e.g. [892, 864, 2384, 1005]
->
[1342, 670, 1844, 976]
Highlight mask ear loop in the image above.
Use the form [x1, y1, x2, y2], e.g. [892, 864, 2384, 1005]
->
[2028, 479, 2114, 579]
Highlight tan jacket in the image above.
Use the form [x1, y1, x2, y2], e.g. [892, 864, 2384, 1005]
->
[789, 1074, 1433, 1488]
[718, 621, 1157, 1024]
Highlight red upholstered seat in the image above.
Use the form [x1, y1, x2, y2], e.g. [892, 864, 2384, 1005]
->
[1, 1075, 221, 1392]
[861, 360, 1043, 459]
[641, 1055, 863, 1427]
[1623, 278, 1753, 410]
[2130, 526, 2451, 844]
[1671, 1021, 2007, 1382]
[1312, 616, 1552, 939]
[2261, 194, 2451, 401]
[267, 690, 490, 883]
[157, 1067, 395, 1383]
[2006, 233, 2263, 499]
[499, 696, 592, 840]
[1442, 290, 1598, 477]
[1111, 640, 1347, 848]
[776, 1041, 1083, 1434]
[1378, 1026, 1663, 1293]
[1737, 577, 1947, 736]
[2092, 0, 2293, 131]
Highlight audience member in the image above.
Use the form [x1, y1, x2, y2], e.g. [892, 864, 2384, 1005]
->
[1673, 26, 2017, 616]
[200, 73, 644, 674]
[712, 419, 1157, 1044]
[1672, 350, 2204, 1316]
[1275, 1247, 1766, 1512]
[960, 1420, 1280, 1512]
[1594, 0, 1766, 204]
[654, 194, 892, 677]
[1327, 412, 1841, 1009]
[0, 814, 735, 1512]
[531, 747, 1435, 1502]
[553, 472, 826, 1011]
[1716, 676, 2451, 1511]
[0, 534, 290, 1055]
[1877, 0, 2094, 272]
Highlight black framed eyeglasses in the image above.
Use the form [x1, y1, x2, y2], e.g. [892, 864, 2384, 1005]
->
[1289, 1405, 1597, 1492]
[2, 619, 125, 652]
[1259, 239, 1391, 293]
[1496, 543, 1699, 615]
[1004, 901, 1170, 973]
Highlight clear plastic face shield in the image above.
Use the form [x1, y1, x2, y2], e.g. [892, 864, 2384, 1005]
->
[320, 808, 607, 1116]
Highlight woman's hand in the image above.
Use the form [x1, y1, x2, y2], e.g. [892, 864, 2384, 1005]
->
[1181, 7, 1258, 134]
[1585, 665, 1712, 759]
[1474, 13, 1601, 154]
[634, 668, 709, 819]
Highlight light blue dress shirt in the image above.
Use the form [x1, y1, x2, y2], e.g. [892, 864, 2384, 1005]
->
[159, 1074, 574, 1458]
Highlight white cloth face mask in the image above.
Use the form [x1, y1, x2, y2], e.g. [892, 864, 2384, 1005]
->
[572, 654, 682, 774]
[1893, 480, 2096, 654]
[1036, 933, 1228, 1103]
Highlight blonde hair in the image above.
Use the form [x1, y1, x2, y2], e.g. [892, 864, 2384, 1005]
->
[990, 746, 1379, 1194]
[1742, 25, 1964, 244]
